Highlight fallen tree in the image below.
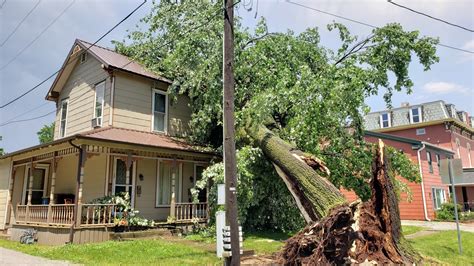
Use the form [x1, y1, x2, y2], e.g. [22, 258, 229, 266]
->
[116, 1, 437, 263]
[279, 140, 420, 264]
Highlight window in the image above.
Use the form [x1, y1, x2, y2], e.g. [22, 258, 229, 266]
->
[22, 165, 49, 205]
[59, 99, 68, 137]
[380, 113, 391, 128]
[432, 188, 446, 210]
[427, 151, 433, 173]
[80, 52, 87, 63]
[416, 128, 426, 135]
[455, 138, 461, 158]
[410, 107, 422, 123]
[156, 161, 182, 206]
[468, 143, 472, 167]
[194, 164, 207, 203]
[152, 90, 168, 132]
[435, 154, 441, 172]
[93, 81, 105, 126]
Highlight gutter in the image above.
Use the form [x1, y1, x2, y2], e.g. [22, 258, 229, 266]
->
[417, 143, 431, 221]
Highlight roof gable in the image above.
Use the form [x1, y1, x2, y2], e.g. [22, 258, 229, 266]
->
[46, 39, 171, 101]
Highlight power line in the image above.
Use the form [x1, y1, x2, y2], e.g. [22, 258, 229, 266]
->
[0, 0, 229, 123]
[286, 0, 474, 54]
[0, 0, 6, 9]
[1, 102, 49, 125]
[0, 110, 55, 127]
[0, 0, 42, 47]
[0, 0, 75, 71]
[0, 0, 147, 109]
[387, 0, 474, 33]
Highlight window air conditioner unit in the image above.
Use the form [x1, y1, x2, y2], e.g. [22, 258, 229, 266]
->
[91, 117, 102, 128]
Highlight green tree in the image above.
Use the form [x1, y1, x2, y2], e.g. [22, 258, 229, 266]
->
[0, 136, 4, 156]
[37, 122, 55, 144]
[116, 2, 437, 263]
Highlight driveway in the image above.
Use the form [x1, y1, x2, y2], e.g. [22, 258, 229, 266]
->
[0, 247, 76, 265]
[402, 220, 474, 233]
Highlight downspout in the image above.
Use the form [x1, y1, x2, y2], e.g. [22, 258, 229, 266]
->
[68, 140, 85, 243]
[417, 143, 431, 221]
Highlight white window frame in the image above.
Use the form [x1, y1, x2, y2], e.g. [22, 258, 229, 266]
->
[93, 80, 106, 127]
[22, 164, 49, 205]
[151, 89, 168, 133]
[427, 151, 433, 173]
[59, 99, 69, 138]
[435, 153, 441, 171]
[432, 187, 446, 210]
[193, 163, 207, 187]
[409, 106, 422, 124]
[380, 112, 391, 128]
[112, 158, 137, 208]
[416, 128, 426, 135]
[155, 160, 182, 207]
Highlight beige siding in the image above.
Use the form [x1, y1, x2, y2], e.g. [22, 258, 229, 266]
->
[0, 159, 11, 229]
[113, 72, 191, 137]
[54, 56, 111, 139]
[82, 154, 107, 203]
[55, 156, 77, 196]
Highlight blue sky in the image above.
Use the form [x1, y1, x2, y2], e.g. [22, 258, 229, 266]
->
[0, 0, 473, 152]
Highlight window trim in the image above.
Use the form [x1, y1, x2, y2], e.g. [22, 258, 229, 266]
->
[380, 112, 391, 128]
[151, 89, 169, 133]
[431, 187, 446, 210]
[22, 164, 49, 205]
[435, 153, 441, 172]
[112, 158, 136, 208]
[455, 138, 461, 158]
[59, 98, 69, 138]
[80, 52, 87, 64]
[93, 80, 106, 127]
[427, 151, 433, 173]
[416, 128, 426, 135]
[409, 106, 422, 124]
[468, 143, 472, 167]
[155, 160, 182, 207]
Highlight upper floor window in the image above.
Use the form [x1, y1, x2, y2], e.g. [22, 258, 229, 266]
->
[427, 151, 433, 173]
[152, 90, 168, 133]
[93, 81, 105, 127]
[455, 138, 461, 158]
[435, 153, 441, 171]
[410, 107, 422, 123]
[416, 128, 426, 135]
[468, 143, 472, 167]
[380, 113, 391, 128]
[80, 52, 87, 64]
[60, 99, 68, 137]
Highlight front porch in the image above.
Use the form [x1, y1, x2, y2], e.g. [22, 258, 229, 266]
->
[3, 129, 215, 244]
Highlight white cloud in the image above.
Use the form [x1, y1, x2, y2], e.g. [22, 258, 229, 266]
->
[423, 82, 470, 94]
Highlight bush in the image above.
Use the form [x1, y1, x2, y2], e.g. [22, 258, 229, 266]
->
[436, 203, 463, 221]
[192, 146, 305, 233]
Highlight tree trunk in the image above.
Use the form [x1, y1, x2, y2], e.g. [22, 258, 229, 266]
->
[248, 125, 420, 264]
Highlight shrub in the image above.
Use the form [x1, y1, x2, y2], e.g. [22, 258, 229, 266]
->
[436, 203, 463, 221]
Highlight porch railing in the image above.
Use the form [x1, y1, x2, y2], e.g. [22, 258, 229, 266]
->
[14, 204, 116, 227]
[175, 202, 208, 222]
[80, 204, 116, 226]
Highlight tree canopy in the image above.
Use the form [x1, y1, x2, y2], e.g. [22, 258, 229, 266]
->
[115, 1, 436, 200]
[37, 122, 54, 144]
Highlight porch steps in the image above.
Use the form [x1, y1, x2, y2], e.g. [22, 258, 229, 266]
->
[110, 229, 171, 241]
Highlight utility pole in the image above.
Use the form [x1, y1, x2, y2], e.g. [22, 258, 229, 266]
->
[223, 0, 240, 265]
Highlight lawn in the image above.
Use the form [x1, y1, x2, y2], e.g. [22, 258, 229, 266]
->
[409, 230, 474, 265]
[0, 238, 220, 265]
[1, 227, 472, 265]
[402, 225, 425, 236]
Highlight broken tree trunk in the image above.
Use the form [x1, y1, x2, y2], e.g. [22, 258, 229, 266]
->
[279, 139, 420, 264]
[248, 125, 346, 222]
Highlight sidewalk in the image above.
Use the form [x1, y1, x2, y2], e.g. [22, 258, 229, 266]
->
[0, 247, 76, 266]
[402, 220, 474, 233]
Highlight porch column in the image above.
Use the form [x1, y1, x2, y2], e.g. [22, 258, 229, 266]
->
[125, 152, 132, 194]
[27, 159, 34, 205]
[70, 144, 86, 244]
[169, 158, 177, 219]
[6, 163, 16, 225]
[49, 152, 58, 203]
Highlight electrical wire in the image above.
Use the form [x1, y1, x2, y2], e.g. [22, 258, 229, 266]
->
[1, 102, 50, 125]
[0, 0, 6, 9]
[0, 0, 75, 71]
[0, 0, 42, 47]
[387, 0, 473, 33]
[286, 0, 474, 54]
[0, 0, 147, 109]
[0, 110, 55, 127]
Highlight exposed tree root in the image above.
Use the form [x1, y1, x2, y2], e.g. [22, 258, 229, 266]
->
[279, 140, 421, 265]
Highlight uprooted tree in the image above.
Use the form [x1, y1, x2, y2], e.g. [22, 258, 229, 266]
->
[115, 1, 437, 263]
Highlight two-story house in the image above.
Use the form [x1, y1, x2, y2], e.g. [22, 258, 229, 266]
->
[364, 101, 474, 214]
[0, 39, 216, 245]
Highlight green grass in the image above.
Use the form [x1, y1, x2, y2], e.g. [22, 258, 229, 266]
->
[402, 225, 425, 236]
[243, 231, 292, 255]
[0, 238, 220, 265]
[409, 230, 474, 265]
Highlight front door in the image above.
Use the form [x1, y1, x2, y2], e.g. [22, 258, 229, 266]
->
[113, 158, 136, 207]
[22, 165, 49, 205]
